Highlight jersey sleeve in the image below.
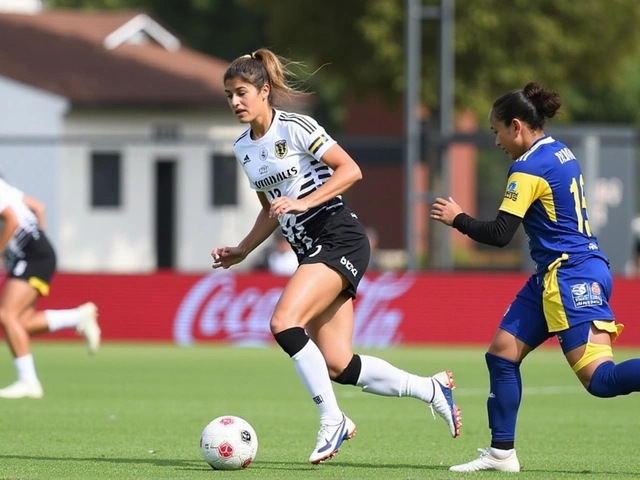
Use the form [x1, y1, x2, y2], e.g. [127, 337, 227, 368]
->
[498, 168, 549, 218]
[288, 114, 337, 161]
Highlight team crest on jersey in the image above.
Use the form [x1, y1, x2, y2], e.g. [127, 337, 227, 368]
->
[504, 181, 518, 201]
[259, 147, 268, 161]
[274, 139, 288, 159]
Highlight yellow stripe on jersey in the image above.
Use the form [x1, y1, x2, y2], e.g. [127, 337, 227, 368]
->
[28, 276, 50, 296]
[308, 134, 326, 154]
[498, 172, 556, 221]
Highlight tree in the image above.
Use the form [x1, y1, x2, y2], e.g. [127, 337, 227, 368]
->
[241, 0, 640, 116]
[45, 0, 268, 62]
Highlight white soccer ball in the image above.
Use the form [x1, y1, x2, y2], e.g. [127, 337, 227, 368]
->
[199, 415, 258, 470]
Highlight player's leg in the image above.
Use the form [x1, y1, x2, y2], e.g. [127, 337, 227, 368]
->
[308, 296, 461, 438]
[451, 275, 550, 473]
[19, 302, 101, 354]
[560, 321, 640, 396]
[269, 262, 353, 464]
[0, 278, 43, 398]
[553, 257, 640, 397]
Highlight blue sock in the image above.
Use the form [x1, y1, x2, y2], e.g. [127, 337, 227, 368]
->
[486, 352, 522, 447]
[588, 359, 640, 398]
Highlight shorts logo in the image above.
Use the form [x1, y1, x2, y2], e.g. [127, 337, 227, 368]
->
[308, 245, 322, 258]
[504, 181, 518, 201]
[340, 256, 358, 277]
[571, 282, 603, 308]
[274, 139, 288, 159]
[13, 260, 27, 276]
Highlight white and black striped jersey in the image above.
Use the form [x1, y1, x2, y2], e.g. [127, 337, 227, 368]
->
[0, 179, 40, 259]
[233, 109, 344, 254]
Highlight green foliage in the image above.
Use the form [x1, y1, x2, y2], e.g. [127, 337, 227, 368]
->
[243, 0, 640, 116]
[46, 0, 640, 123]
[45, 0, 268, 62]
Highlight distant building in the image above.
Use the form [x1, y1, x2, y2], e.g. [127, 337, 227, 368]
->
[0, 8, 268, 272]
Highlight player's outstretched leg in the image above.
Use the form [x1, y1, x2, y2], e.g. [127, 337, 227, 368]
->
[334, 354, 462, 437]
[75, 302, 101, 354]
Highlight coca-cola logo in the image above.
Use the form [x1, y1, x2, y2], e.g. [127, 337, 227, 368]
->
[173, 271, 416, 347]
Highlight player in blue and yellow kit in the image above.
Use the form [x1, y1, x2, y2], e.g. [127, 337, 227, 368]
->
[431, 82, 640, 473]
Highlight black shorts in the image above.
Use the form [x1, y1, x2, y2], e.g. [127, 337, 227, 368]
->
[6, 232, 57, 296]
[298, 206, 370, 298]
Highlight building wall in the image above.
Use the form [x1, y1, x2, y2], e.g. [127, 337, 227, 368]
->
[56, 109, 258, 272]
[0, 76, 68, 245]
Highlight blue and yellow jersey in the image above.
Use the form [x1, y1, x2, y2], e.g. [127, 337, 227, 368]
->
[498, 136, 608, 272]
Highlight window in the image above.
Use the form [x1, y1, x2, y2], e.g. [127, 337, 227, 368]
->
[91, 152, 121, 207]
[211, 153, 237, 206]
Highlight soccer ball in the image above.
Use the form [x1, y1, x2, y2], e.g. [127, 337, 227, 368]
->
[199, 415, 258, 470]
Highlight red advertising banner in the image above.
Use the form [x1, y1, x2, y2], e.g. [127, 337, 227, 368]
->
[7, 271, 640, 347]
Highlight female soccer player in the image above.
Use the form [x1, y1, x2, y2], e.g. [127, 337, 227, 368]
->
[0, 178, 100, 399]
[431, 82, 640, 472]
[212, 48, 461, 464]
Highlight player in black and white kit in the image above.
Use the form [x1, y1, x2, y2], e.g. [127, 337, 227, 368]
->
[212, 48, 461, 464]
[0, 178, 101, 399]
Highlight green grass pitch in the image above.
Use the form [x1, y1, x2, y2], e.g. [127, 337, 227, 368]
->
[0, 343, 638, 479]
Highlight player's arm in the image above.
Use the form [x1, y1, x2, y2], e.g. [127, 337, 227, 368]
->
[23, 195, 46, 231]
[452, 211, 522, 248]
[212, 192, 279, 269]
[455, 171, 543, 247]
[0, 206, 19, 252]
[300, 144, 362, 210]
[238, 192, 280, 256]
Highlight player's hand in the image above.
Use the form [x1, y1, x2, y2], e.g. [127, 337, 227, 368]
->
[269, 196, 309, 218]
[430, 197, 462, 226]
[211, 246, 246, 269]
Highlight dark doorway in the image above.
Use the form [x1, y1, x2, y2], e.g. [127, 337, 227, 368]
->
[155, 160, 176, 269]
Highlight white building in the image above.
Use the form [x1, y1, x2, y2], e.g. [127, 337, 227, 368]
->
[0, 8, 267, 273]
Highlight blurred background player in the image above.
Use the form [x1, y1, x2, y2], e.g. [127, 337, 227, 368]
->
[263, 229, 299, 276]
[0, 177, 100, 399]
[212, 48, 461, 464]
[431, 82, 640, 473]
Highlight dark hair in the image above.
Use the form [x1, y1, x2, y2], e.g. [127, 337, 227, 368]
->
[491, 82, 562, 130]
[223, 48, 306, 106]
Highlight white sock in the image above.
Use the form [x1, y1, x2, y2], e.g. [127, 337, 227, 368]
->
[292, 340, 343, 425]
[356, 355, 435, 402]
[15, 354, 39, 382]
[490, 447, 515, 459]
[46, 308, 82, 332]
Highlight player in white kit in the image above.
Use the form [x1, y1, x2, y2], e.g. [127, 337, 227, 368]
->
[0, 178, 101, 399]
[212, 48, 461, 463]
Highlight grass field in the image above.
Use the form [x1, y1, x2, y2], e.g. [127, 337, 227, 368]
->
[0, 343, 639, 479]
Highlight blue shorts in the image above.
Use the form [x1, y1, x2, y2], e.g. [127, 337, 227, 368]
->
[500, 256, 616, 353]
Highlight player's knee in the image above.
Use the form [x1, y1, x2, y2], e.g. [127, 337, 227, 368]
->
[333, 354, 362, 385]
[269, 309, 300, 335]
[0, 307, 16, 328]
[485, 352, 520, 374]
[587, 360, 616, 398]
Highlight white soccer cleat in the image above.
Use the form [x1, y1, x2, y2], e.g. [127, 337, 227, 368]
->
[0, 379, 43, 399]
[76, 302, 101, 355]
[309, 414, 357, 465]
[450, 448, 520, 472]
[429, 370, 462, 438]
